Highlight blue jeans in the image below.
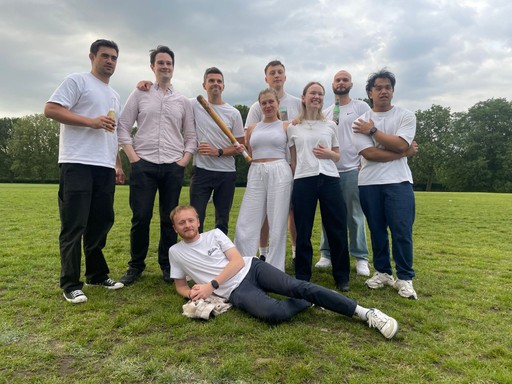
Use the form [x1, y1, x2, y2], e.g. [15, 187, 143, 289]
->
[189, 166, 236, 234]
[359, 182, 415, 280]
[292, 175, 350, 284]
[229, 259, 357, 323]
[58, 163, 115, 291]
[128, 159, 184, 272]
[320, 169, 369, 260]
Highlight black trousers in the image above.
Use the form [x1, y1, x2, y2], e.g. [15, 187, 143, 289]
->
[292, 175, 350, 285]
[189, 166, 237, 234]
[58, 163, 115, 292]
[128, 159, 184, 272]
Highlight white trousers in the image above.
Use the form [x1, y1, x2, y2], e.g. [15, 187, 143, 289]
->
[234, 159, 293, 271]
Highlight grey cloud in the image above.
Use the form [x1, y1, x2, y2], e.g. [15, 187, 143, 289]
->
[0, 0, 511, 117]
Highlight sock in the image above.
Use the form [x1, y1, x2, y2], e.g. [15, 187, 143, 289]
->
[292, 245, 296, 258]
[354, 305, 371, 321]
[259, 246, 268, 256]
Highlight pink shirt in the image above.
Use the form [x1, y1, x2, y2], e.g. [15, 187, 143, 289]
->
[118, 84, 197, 164]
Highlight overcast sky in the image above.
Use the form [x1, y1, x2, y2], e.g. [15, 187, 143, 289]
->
[1, 0, 511, 118]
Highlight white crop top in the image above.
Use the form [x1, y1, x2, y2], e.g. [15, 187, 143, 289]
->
[250, 120, 287, 160]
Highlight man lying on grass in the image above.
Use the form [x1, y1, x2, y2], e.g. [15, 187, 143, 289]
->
[169, 205, 399, 339]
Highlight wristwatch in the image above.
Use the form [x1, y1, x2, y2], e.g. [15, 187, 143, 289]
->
[217, 148, 224, 157]
[210, 279, 219, 289]
[369, 126, 378, 136]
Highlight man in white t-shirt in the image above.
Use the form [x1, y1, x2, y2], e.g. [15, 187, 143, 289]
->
[245, 60, 302, 260]
[352, 69, 419, 300]
[44, 39, 125, 304]
[190, 67, 245, 235]
[168, 205, 399, 339]
[315, 70, 371, 277]
[245, 60, 302, 127]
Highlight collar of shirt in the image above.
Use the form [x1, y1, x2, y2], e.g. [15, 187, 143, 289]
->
[155, 82, 174, 95]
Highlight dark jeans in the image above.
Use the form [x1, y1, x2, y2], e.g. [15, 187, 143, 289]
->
[128, 159, 184, 272]
[58, 163, 115, 292]
[359, 182, 415, 280]
[292, 175, 350, 284]
[229, 258, 357, 323]
[189, 166, 236, 234]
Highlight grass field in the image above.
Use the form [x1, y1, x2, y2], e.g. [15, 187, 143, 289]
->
[0, 184, 511, 383]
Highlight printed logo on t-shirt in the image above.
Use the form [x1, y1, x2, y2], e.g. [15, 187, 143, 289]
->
[208, 247, 218, 257]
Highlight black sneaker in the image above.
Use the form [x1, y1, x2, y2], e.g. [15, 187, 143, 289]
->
[336, 281, 350, 292]
[63, 289, 88, 304]
[86, 278, 124, 290]
[162, 268, 173, 283]
[259, 255, 266, 262]
[120, 269, 142, 286]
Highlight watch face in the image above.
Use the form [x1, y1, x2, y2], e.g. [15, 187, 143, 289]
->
[211, 280, 219, 289]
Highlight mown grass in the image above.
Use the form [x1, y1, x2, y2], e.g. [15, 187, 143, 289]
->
[0, 184, 511, 383]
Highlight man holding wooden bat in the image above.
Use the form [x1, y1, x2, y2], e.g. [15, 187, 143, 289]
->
[190, 67, 245, 235]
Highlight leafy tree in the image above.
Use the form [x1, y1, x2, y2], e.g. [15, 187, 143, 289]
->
[233, 104, 249, 123]
[233, 104, 250, 185]
[440, 98, 512, 192]
[8, 114, 59, 182]
[410, 105, 452, 191]
[0, 117, 18, 181]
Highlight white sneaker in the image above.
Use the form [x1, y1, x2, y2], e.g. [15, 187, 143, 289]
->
[365, 272, 395, 289]
[355, 259, 370, 276]
[366, 308, 399, 339]
[315, 256, 332, 268]
[395, 279, 418, 300]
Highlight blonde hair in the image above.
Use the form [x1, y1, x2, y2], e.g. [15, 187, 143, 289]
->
[297, 81, 327, 123]
[170, 205, 199, 224]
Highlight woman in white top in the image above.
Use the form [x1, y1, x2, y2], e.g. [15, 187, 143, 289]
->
[287, 82, 350, 290]
[234, 89, 292, 271]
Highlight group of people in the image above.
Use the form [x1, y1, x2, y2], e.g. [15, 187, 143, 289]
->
[45, 39, 418, 339]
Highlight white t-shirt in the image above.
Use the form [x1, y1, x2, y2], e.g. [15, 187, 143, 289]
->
[287, 120, 340, 179]
[245, 92, 301, 128]
[323, 100, 371, 172]
[352, 105, 416, 185]
[192, 99, 244, 172]
[48, 72, 121, 168]
[169, 229, 253, 299]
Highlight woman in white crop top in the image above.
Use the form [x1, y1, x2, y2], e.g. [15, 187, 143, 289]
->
[234, 89, 293, 271]
[287, 82, 350, 289]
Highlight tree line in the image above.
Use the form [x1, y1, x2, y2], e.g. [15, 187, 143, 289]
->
[1, 98, 511, 192]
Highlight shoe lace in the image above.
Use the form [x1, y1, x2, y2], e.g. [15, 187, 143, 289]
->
[104, 278, 115, 285]
[366, 310, 386, 330]
[397, 280, 412, 292]
[70, 290, 83, 298]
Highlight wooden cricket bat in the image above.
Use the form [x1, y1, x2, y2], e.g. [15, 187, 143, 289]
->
[197, 95, 251, 162]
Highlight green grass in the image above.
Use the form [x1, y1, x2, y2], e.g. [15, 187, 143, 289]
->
[0, 184, 511, 383]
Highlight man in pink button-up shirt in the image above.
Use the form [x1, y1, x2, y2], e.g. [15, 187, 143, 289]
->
[117, 45, 197, 286]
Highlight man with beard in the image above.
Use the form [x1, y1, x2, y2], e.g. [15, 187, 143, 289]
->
[315, 70, 371, 277]
[168, 205, 399, 339]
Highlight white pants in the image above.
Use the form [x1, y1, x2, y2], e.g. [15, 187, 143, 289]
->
[234, 160, 293, 271]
